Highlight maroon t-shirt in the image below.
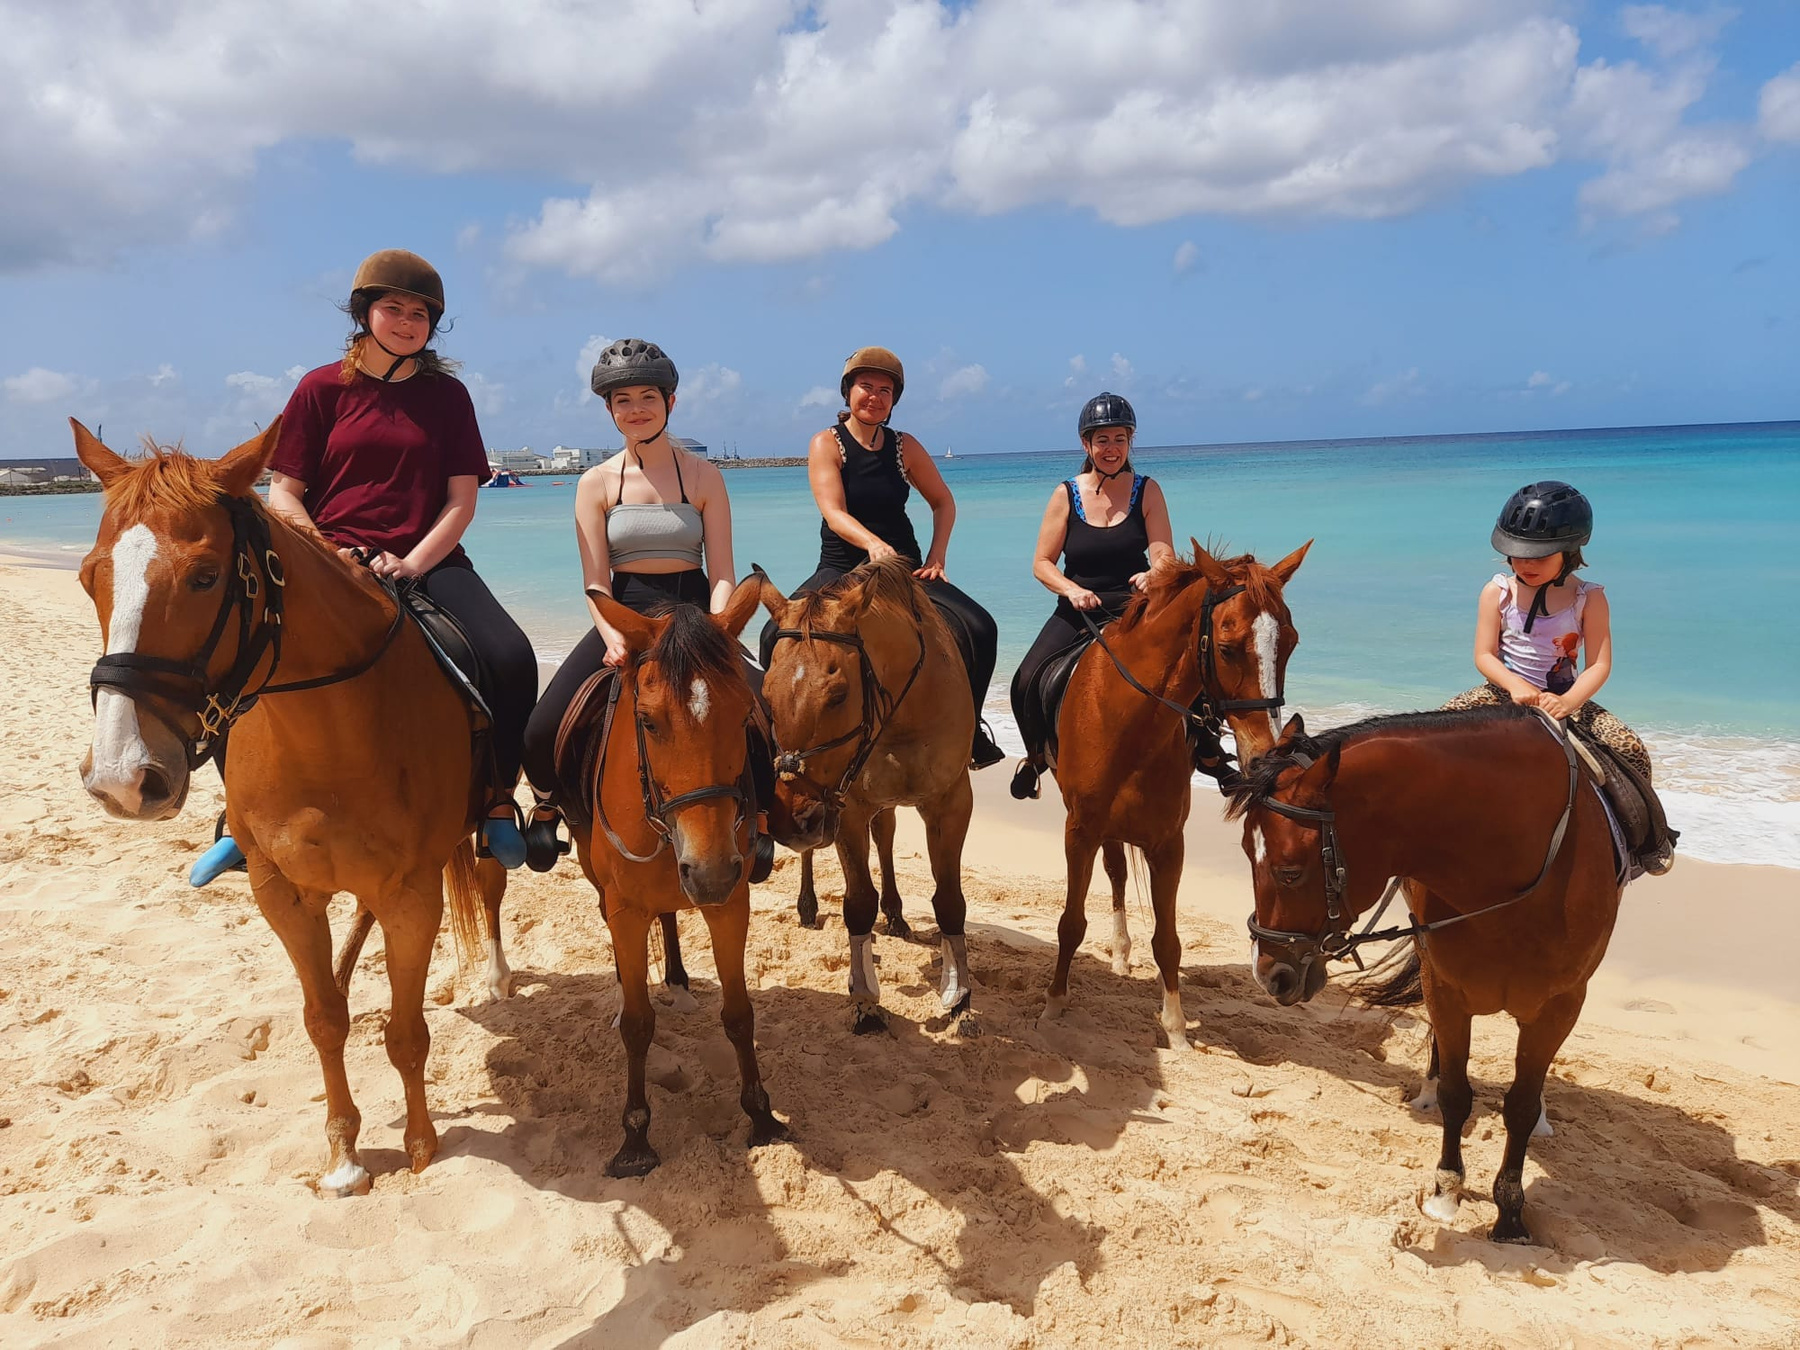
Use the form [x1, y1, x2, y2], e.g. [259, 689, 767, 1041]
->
[270, 363, 490, 559]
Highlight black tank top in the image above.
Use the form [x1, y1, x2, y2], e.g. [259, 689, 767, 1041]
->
[819, 421, 923, 571]
[1062, 474, 1150, 601]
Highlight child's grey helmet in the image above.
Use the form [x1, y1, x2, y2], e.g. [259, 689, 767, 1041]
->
[590, 339, 679, 399]
[1491, 481, 1592, 558]
[1079, 392, 1136, 439]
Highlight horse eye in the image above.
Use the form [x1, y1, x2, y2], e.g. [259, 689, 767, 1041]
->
[637, 715, 658, 736]
[190, 570, 220, 592]
[1276, 866, 1304, 887]
[826, 687, 848, 709]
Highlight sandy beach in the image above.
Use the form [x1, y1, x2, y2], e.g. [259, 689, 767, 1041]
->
[2, 553, 1798, 1350]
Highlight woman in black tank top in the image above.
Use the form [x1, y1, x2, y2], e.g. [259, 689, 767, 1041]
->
[758, 346, 1004, 769]
[1008, 392, 1175, 798]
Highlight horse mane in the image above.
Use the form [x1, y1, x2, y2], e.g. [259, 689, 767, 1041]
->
[1111, 543, 1286, 636]
[791, 554, 927, 631]
[102, 441, 222, 519]
[1222, 703, 1537, 820]
[642, 602, 742, 694]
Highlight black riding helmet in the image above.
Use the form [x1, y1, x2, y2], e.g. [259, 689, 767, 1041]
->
[1491, 481, 1592, 559]
[1079, 391, 1136, 440]
[591, 339, 679, 400]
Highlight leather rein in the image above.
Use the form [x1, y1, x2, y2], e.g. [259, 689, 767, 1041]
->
[1076, 580, 1284, 789]
[88, 493, 405, 771]
[766, 585, 927, 814]
[1245, 710, 1581, 978]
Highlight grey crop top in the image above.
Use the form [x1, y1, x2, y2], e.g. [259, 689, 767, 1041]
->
[605, 449, 706, 569]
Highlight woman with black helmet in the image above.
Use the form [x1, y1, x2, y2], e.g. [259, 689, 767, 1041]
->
[188, 249, 540, 882]
[1006, 392, 1174, 800]
[758, 346, 1004, 768]
[1445, 480, 1675, 872]
[519, 339, 774, 878]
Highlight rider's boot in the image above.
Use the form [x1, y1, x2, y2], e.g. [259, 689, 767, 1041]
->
[190, 810, 247, 887]
[478, 800, 528, 870]
[1009, 758, 1043, 801]
[522, 791, 570, 874]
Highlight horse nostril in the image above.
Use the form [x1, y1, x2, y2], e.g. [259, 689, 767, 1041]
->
[140, 767, 170, 804]
[1267, 965, 1297, 1000]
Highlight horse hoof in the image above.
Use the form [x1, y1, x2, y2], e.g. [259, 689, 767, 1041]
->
[1488, 1220, 1535, 1245]
[883, 914, 912, 941]
[667, 983, 699, 1014]
[1040, 995, 1068, 1023]
[1408, 1078, 1439, 1113]
[485, 971, 514, 1002]
[851, 1005, 888, 1036]
[319, 1160, 372, 1198]
[1111, 955, 1130, 978]
[407, 1136, 438, 1175]
[955, 1012, 983, 1039]
[606, 1143, 661, 1178]
[796, 900, 819, 929]
[748, 1114, 790, 1148]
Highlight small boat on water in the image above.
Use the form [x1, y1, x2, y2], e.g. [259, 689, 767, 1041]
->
[482, 469, 528, 488]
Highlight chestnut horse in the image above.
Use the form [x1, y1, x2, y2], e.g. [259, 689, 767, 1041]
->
[71, 421, 507, 1197]
[1044, 542, 1309, 1044]
[757, 557, 979, 1035]
[1228, 706, 1618, 1244]
[570, 583, 786, 1176]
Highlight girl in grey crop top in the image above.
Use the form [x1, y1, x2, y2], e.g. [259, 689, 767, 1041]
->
[606, 450, 705, 569]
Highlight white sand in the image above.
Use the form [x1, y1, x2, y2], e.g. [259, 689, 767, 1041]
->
[3, 556, 1798, 1349]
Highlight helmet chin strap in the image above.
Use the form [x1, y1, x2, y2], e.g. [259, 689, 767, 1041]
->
[1522, 557, 1573, 634]
[362, 331, 419, 382]
[1095, 461, 1131, 483]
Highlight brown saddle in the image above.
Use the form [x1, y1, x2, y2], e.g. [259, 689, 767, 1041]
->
[1566, 726, 1678, 869]
[549, 667, 617, 832]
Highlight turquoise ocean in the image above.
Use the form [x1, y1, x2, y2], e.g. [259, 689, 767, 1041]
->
[5, 421, 1795, 868]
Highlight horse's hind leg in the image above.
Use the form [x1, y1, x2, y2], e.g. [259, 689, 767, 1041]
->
[376, 874, 445, 1174]
[1421, 998, 1475, 1227]
[1492, 990, 1584, 1244]
[333, 905, 377, 996]
[606, 905, 661, 1176]
[1103, 841, 1130, 976]
[477, 855, 512, 1001]
[1044, 822, 1100, 1019]
[873, 807, 910, 940]
[1145, 834, 1188, 1048]
[659, 912, 698, 1011]
[699, 895, 787, 1149]
[922, 775, 976, 1033]
[1410, 1034, 1441, 1113]
[254, 872, 367, 1196]
[796, 849, 820, 929]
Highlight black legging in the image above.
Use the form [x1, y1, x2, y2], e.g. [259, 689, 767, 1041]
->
[522, 570, 774, 809]
[1008, 595, 1129, 764]
[421, 558, 538, 791]
[756, 564, 998, 724]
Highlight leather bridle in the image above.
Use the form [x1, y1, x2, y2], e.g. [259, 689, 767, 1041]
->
[88, 494, 404, 771]
[1245, 712, 1581, 982]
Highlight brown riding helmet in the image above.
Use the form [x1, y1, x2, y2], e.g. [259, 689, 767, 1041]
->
[840, 346, 905, 404]
[350, 249, 445, 322]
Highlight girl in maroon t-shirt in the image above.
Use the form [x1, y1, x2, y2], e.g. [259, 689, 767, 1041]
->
[190, 251, 537, 884]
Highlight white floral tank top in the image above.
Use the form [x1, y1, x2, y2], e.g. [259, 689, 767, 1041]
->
[1492, 572, 1598, 695]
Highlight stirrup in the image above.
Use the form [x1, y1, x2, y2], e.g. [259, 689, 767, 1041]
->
[523, 799, 570, 874]
[1009, 759, 1041, 801]
[749, 830, 775, 885]
[478, 801, 528, 870]
[970, 718, 1006, 771]
[189, 809, 247, 887]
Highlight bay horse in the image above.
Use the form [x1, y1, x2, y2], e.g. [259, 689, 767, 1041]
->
[71, 420, 509, 1197]
[756, 556, 978, 1036]
[1228, 705, 1619, 1245]
[569, 582, 786, 1176]
[1044, 541, 1310, 1045]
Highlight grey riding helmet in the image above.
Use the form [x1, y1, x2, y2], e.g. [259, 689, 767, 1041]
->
[1079, 391, 1136, 439]
[590, 339, 679, 400]
[1491, 481, 1593, 558]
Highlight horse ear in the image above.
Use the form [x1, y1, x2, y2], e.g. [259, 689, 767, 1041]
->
[752, 564, 791, 626]
[1275, 712, 1307, 748]
[716, 574, 761, 639]
[210, 417, 283, 498]
[1293, 744, 1339, 798]
[1189, 539, 1231, 589]
[70, 419, 132, 489]
[1270, 539, 1312, 585]
[591, 591, 660, 656]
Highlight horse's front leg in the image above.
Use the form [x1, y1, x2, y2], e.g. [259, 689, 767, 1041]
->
[658, 911, 698, 1011]
[698, 894, 788, 1149]
[796, 848, 820, 929]
[1103, 840, 1130, 976]
[250, 863, 366, 1197]
[921, 774, 977, 1034]
[1044, 819, 1101, 1020]
[1492, 990, 1584, 1244]
[1145, 834, 1188, 1048]
[836, 807, 885, 1035]
[375, 869, 446, 1174]
[872, 807, 909, 939]
[606, 905, 661, 1176]
[1421, 991, 1475, 1227]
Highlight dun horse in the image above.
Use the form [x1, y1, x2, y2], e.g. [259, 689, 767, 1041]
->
[565, 583, 786, 1176]
[757, 557, 979, 1035]
[1045, 542, 1309, 1044]
[1229, 706, 1622, 1244]
[72, 421, 507, 1197]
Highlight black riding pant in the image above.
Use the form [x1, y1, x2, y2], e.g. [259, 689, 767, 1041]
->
[522, 570, 775, 810]
[757, 565, 999, 724]
[423, 558, 539, 792]
[1007, 595, 1129, 763]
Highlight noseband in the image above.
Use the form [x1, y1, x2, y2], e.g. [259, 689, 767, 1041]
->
[765, 589, 927, 815]
[1078, 581, 1284, 789]
[1245, 715, 1581, 977]
[88, 494, 404, 770]
[591, 664, 756, 866]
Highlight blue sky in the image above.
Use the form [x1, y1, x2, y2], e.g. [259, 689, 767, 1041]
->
[0, 1, 1795, 461]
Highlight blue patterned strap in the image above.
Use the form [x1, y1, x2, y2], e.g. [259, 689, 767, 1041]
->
[1066, 478, 1087, 523]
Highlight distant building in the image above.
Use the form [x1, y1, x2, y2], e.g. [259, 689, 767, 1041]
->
[549, 445, 613, 471]
[0, 458, 98, 485]
[673, 437, 708, 458]
[492, 447, 548, 473]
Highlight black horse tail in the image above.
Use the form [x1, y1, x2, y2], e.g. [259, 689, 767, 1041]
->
[1353, 938, 1424, 1009]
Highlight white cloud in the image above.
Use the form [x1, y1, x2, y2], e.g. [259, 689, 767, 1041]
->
[1109, 353, 1134, 384]
[224, 371, 277, 394]
[576, 334, 614, 391]
[1362, 367, 1423, 405]
[1172, 240, 1201, 275]
[462, 371, 506, 417]
[148, 363, 178, 387]
[938, 364, 989, 399]
[1524, 370, 1572, 395]
[1761, 63, 1800, 143]
[1064, 354, 1087, 388]
[797, 385, 837, 410]
[4, 367, 78, 403]
[681, 363, 743, 404]
[0, 1, 1772, 274]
